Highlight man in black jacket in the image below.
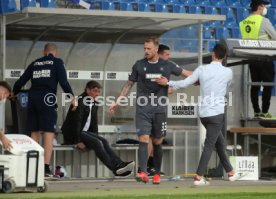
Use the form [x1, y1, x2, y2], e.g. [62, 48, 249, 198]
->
[62, 80, 135, 176]
[13, 43, 75, 178]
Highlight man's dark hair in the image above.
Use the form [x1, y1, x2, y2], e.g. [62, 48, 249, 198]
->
[212, 44, 227, 60]
[158, 44, 170, 54]
[85, 80, 102, 90]
[145, 36, 159, 47]
[250, 0, 270, 12]
[0, 81, 11, 93]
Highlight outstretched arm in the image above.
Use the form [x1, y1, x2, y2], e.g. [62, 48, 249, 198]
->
[109, 80, 135, 113]
[181, 69, 192, 77]
[157, 67, 201, 90]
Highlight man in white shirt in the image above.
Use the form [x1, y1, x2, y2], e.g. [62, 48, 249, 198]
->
[156, 44, 240, 186]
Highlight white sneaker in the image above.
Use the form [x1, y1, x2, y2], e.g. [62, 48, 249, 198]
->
[194, 178, 210, 186]
[228, 172, 246, 181]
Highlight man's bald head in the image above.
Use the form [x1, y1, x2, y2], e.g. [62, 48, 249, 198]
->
[44, 43, 57, 57]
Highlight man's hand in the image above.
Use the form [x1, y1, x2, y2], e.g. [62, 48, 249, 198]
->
[168, 87, 174, 94]
[0, 133, 12, 151]
[71, 97, 78, 111]
[156, 76, 169, 86]
[109, 102, 119, 114]
[75, 142, 86, 150]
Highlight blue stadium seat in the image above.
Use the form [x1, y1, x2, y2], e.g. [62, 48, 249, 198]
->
[20, 0, 36, 10]
[180, 26, 198, 39]
[241, 0, 250, 7]
[0, 0, 17, 13]
[179, 0, 196, 5]
[188, 5, 202, 14]
[40, 0, 56, 8]
[210, 0, 226, 6]
[236, 7, 249, 23]
[230, 27, 241, 38]
[173, 4, 186, 13]
[120, 2, 138, 11]
[139, 0, 155, 3]
[226, 0, 242, 7]
[271, 0, 276, 7]
[195, 0, 210, 5]
[204, 6, 219, 15]
[268, 9, 276, 25]
[154, 0, 171, 4]
[220, 7, 237, 27]
[203, 27, 215, 39]
[173, 40, 185, 52]
[151, 4, 170, 12]
[187, 40, 198, 52]
[204, 40, 216, 52]
[174, 40, 198, 52]
[90, 1, 115, 10]
[215, 27, 231, 39]
[162, 30, 181, 38]
[138, 3, 151, 11]
[204, 6, 222, 27]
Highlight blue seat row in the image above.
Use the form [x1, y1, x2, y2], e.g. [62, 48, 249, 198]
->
[1, 0, 58, 14]
[172, 39, 219, 53]
[271, 0, 276, 7]
[0, 0, 16, 14]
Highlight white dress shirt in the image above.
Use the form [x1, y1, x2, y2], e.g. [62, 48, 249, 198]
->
[168, 61, 233, 118]
[82, 103, 93, 132]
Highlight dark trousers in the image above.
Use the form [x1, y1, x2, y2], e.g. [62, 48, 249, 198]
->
[196, 114, 233, 176]
[80, 131, 122, 172]
[249, 60, 275, 113]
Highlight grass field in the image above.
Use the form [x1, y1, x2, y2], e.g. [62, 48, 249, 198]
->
[1, 179, 276, 199]
[1, 192, 276, 199]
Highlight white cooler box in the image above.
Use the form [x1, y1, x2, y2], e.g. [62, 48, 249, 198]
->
[0, 134, 47, 193]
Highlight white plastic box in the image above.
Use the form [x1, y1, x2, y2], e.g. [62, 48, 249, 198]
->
[0, 134, 47, 193]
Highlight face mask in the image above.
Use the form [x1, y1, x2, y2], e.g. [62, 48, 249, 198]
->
[262, 7, 267, 16]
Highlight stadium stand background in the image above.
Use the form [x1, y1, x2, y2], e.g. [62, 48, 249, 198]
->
[1, 0, 276, 52]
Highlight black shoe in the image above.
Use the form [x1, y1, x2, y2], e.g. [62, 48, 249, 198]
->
[147, 167, 165, 177]
[147, 167, 155, 177]
[45, 171, 60, 180]
[115, 170, 133, 177]
[115, 161, 135, 175]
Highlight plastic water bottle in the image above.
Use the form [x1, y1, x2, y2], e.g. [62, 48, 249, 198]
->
[170, 175, 181, 181]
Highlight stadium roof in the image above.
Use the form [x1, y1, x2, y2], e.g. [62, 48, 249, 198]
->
[6, 8, 225, 42]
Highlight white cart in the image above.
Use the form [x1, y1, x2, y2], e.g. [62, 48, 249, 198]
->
[0, 134, 47, 193]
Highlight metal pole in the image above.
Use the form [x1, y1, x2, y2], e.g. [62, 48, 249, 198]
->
[197, 21, 204, 160]
[0, 15, 6, 80]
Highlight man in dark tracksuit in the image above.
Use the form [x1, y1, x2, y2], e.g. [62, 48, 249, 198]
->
[62, 80, 135, 176]
[13, 43, 75, 178]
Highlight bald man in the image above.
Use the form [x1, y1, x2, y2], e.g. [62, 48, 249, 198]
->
[13, 43, 75, 178]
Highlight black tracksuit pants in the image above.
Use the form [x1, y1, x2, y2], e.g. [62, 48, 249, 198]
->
[249, 60, 275, 113]
[80, 131, 123, 172]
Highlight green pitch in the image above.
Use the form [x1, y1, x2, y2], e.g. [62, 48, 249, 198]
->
[1, 185, 276, 199]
